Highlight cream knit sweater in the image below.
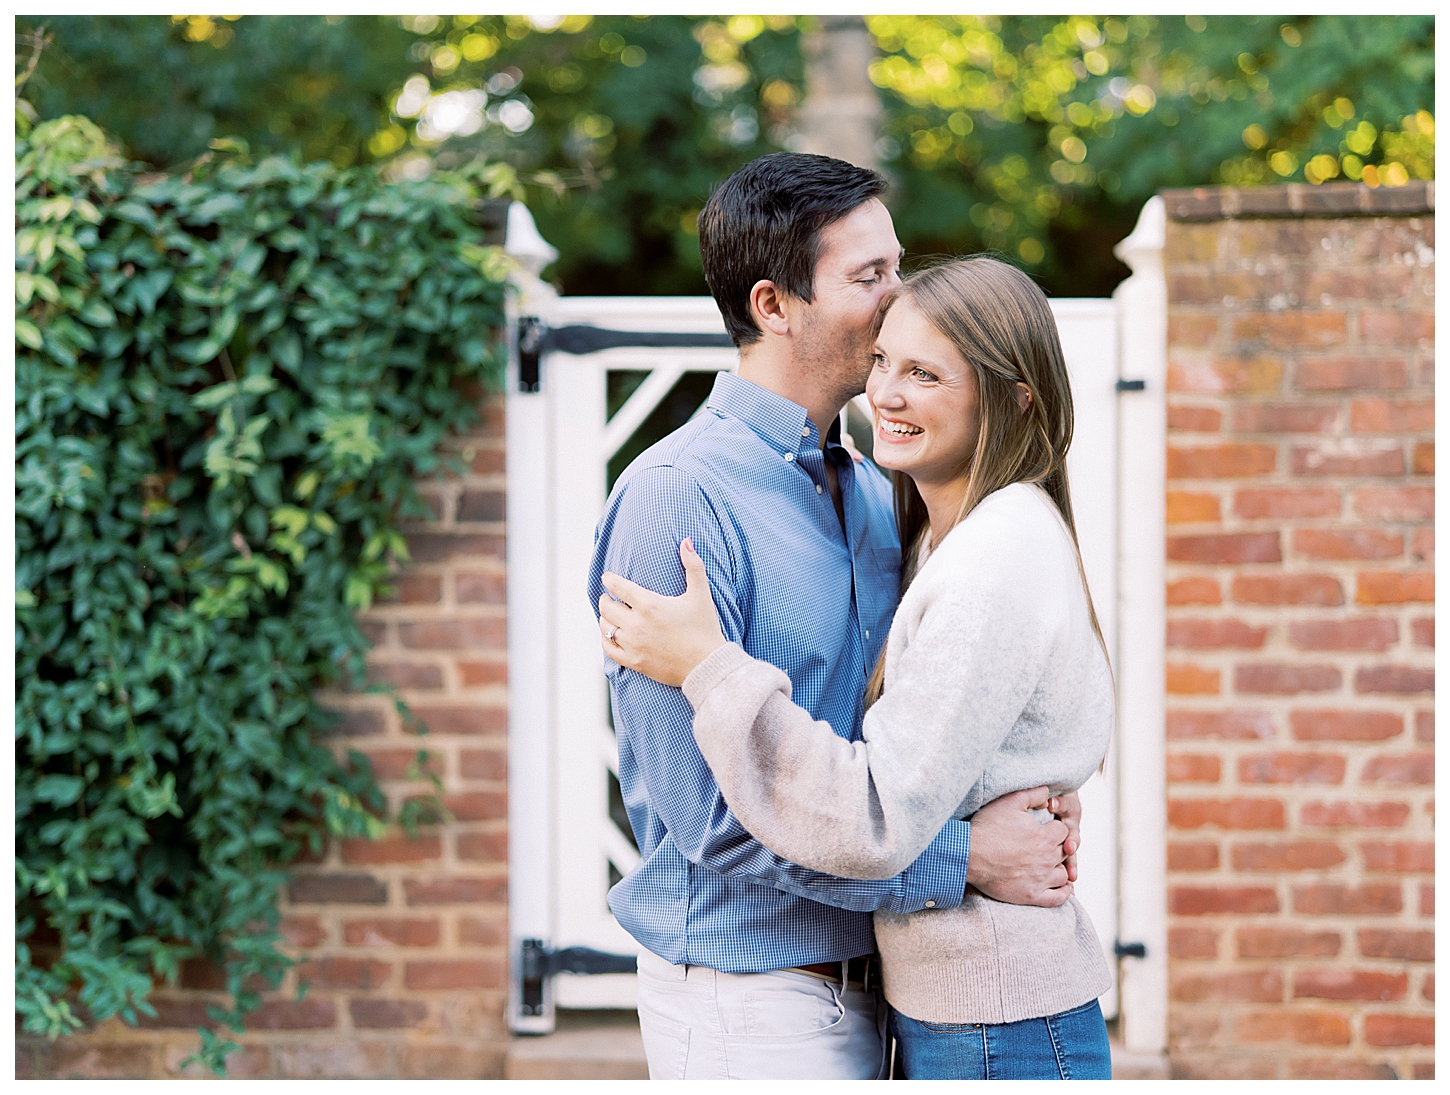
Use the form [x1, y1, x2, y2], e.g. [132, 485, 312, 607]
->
[681, 482, 1114, 1024]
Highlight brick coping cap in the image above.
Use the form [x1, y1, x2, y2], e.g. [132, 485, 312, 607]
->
[1162, 180, 1433, 220]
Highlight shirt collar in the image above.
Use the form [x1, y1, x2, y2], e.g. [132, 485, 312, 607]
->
[707, 371, 830, 456]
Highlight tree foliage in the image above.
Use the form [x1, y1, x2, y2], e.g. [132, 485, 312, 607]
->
[868, 15, 1434, 290]
[17, 14, 1436, 298]
[16, 15, 417, 169]
[414, 14, 807, 296]
[20, 14, 1432, 299]
[17, 14, 808, 298]
[14, 111, 508, 1072]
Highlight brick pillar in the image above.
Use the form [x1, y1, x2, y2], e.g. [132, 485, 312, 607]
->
[1160, 182, 1433, 1080]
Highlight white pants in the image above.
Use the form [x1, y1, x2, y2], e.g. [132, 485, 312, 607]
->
[635, 949, 888, 1080]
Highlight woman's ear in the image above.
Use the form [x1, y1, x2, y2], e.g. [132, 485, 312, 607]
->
[748, 279, 792, 338]
[1014, 382, 1033, 414]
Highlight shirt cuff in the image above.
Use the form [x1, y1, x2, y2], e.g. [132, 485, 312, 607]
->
[895, 819, 971, 912]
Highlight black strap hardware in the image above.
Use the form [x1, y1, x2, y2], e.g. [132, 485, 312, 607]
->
[515, 318, 734, 392]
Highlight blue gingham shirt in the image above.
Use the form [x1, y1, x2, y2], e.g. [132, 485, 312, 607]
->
[588, 372, 971, 973]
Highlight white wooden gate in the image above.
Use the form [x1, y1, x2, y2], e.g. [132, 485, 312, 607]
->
[507, 293, 1129, 1030]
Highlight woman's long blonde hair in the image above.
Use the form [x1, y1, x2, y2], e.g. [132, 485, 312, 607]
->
[864, 256, 1109, 706]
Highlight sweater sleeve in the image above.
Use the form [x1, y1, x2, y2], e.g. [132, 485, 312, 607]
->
[684, 527, 1061, 881]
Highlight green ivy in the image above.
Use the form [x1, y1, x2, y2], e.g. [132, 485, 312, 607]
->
[14, 113, 509, 1073]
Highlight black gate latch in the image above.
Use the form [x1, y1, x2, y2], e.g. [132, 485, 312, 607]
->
[1114, 940, 1148, 958]
[518, 938, 637, 1017]
[517, 316, 546, 393]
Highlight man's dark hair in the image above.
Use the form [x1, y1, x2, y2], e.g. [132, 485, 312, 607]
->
[698, 152, 887, 347]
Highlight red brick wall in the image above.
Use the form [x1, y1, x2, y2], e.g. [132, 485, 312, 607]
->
[18, 397, 513, 1080]
[1161, 183, 1434, 1080]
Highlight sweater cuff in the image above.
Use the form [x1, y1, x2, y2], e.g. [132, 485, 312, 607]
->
[682, 642, 754, 709]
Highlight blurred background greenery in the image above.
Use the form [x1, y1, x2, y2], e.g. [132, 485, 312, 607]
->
[17, 13, 1434, 299]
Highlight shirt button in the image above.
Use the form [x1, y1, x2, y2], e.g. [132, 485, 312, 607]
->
[924, 900, 936, 908]
[816, 484, 823, 495]
[865, 629, 870, 639]
[783, 452, 795, 462]
[801, 427, 810, 438]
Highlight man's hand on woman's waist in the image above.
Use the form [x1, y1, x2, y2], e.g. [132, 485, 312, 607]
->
[963, 786, 1079, 907]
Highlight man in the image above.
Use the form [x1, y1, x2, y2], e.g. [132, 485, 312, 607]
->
[587, 153, 1081, 1080]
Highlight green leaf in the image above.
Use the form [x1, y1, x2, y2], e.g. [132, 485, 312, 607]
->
[129, 269, 173, 315]
[344, 574, 374, 611]
[175, 336, 224, 364]
[38, 196, 74, 222]
[239, 374, 276, 396]
[19, 272, 60, 305]
[34, 775, 86, 807]
[255, 558, 289, 594]
[268, 227, 306, 252]
[270, 505, 310, 538]
[56, 234, 87, 262]
[113, 201, 159, 231]
[79, 298, 117, 328]
[320, 413, 383, 469]
[189, 193, 246, 223]
[270, 328, 302, 372]
[15, 319, 43, 349]
[191, 382, 239, 410]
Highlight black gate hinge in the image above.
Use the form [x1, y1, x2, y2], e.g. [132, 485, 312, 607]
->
[517, 937, 637, 1017]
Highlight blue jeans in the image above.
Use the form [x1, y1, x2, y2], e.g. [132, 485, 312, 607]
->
[891, 999, 1111, 1079]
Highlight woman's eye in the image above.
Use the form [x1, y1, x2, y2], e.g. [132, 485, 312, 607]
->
[911, 367, 937, 382]
[870, 352, 887, 367]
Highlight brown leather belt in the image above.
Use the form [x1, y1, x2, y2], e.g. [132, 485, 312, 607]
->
[783, 954, 877, 989]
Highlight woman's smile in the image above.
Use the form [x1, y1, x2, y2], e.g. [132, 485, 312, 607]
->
[877, 415, 924, 440]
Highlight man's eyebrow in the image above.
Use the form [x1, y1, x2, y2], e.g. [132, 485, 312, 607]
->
[845, 247, 906, 278]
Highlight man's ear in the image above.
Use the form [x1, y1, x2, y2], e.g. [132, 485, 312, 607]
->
[748, 279, 792, 338]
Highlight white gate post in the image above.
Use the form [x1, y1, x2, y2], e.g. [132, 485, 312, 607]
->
[1054, 299, 1122, 1021]
[504, 205, 559, 1033]
[1112, 196, 1169, 1057]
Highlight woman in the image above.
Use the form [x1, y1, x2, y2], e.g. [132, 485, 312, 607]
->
[598, 257, 1114, 1080]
